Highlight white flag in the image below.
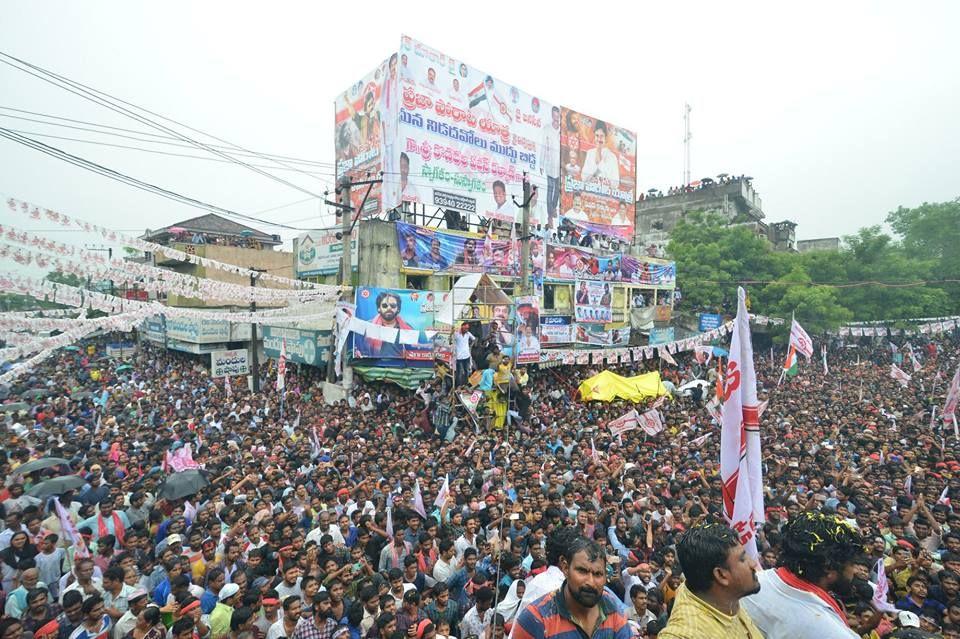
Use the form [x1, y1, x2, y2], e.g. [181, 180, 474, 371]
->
[943, 363, 960, 427]
[821, 346, 829, 375]
[872, 559, 897, 613]
[660, 348, 677, 367]
[720, 287, 764, 558]
[608, 409, 640, 437]
[276, 338, 287, 392]
[224, 374, 233, 398]
[412, 478, 427, 519]
[434, 474, 450, 509]
[637, 408, 664, 436]
[54, 499, 90, 558]
[890, 363, 912, 387]
[694, 345, 713, 366]
[789, 318, 814, 359]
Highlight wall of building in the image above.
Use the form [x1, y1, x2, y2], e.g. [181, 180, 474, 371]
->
[797, 237, 841, 252]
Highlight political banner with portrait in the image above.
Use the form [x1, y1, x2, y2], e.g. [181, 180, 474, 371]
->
[545, 244, 621, 281]
[335, 57, 397, 217]
[395, 36, 556, 227]
[353, 287, 440, 361]
[514, 295, 541, 364]
[397, 221, 516, 276]
[540, 315, 573, 345]
[620, 255, 676, 288]
[575, 324, 631, 346]
[559, 107, 636, 238]
[573, 280, 614, 324]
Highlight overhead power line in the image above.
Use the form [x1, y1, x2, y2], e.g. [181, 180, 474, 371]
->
[0, 106, 336, 168]
[0, 51, 329, 197]
[0, 127, 329, 231]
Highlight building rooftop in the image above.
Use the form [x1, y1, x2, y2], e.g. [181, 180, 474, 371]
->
[142, 213, 281, 247]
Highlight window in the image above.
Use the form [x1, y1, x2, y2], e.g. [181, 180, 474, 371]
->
[406, 274, 428, 290]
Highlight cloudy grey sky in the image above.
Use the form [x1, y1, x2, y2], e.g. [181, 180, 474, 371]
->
[1, 1, 958, 254]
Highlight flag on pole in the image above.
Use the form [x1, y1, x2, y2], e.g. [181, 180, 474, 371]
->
[943, 363, 960, 428]
[412, 479, 427, 519]
[608, 409, 640, 437]
[821, 345, 829, 375]
[778, 345, 798, 386]
[637, 409, 664, 436]
[889, 342, 899, 354]
[789, 318, 814, 359]
[720, 287, 763, 558]
[54, 499, 90, 559]
[224, 375, 233, 398]
[904, 474, 913, 499]
[939, 485, 951, 507]
[276, 338, 287, 392]
[590, 437, 599, 462]
[694, 345, 713, 366]
[659, 348, 677, 367]
[385, 507, 394, 537]
[872, 559, 897, 613]
[434, 475, 450, 509]
[890, 363, 912, 387]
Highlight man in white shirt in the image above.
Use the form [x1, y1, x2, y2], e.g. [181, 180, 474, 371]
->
[432, 540, 458, 584]
[454, 324, 476, 386]
[580, 121, 620, 185]
[454, 517, 480, 561]
[460, 587, 495, 639]
[112, 588, 148, 639]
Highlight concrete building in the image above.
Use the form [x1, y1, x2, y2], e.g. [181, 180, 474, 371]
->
[797, 237, 841, 252]
[634, 177, 798, 253]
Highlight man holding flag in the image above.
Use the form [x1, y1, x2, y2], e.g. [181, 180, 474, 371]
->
[779, 317, 813, 385]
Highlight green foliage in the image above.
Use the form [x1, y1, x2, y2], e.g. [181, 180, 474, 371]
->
[667, 199, 960, 330]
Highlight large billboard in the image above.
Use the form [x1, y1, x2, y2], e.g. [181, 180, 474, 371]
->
[515, 295, 540, 364]
[559, 108, 636, 239]
[574, 280, 613, 324]
[335, 56, 397, 217]
[540, 315, 573, 344]
[396, 222, 543, 278]
[262, 326, 331, 367]
[545, 244, 620, 281]
[296, 231, 357, 277]
[394, 36, 555, 226]
[353, 286, 437, 361]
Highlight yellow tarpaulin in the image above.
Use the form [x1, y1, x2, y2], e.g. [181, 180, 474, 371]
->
[578, 370, 669, 403]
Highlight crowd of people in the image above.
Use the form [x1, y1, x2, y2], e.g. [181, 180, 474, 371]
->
[1, 328, 959, 639]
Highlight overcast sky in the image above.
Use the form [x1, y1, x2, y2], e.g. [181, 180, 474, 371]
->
[1, 1, 958, 257]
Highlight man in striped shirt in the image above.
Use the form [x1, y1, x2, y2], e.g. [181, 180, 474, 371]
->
[512, 538, 630, 639]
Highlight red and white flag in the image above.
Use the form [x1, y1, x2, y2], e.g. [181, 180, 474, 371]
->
[907, 343, 923, 373]
[694, 345, 713, 366]
[938, 485, 951, 507]
[608, 409, 639, 437]
[789, 318, 814, 359]
[660, 348, 677, 367]
[55, 499, 90, 559]
[651, 395, 667, 410]
[890, 363, 912, 387]
[638, 408, 664, 436]
[943, 363, 960, 426]
[412, 478, 427, 519]
[720, 287, 763, 558]
[224, 375, 233, 398]
[872, 559, 897, 613]
[276, 338, 287, 392]
[433, 474, 450, 509]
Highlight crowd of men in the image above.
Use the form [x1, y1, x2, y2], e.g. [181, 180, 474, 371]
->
[1, 328, 959, 639]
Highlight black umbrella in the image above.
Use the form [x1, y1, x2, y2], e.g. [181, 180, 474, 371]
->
[12, 457, 71, 475]
[157, 469, 210, 500]
[20, 388, 52, 399]
[27, 475, 86, 498]
[1, 402, 29, 413]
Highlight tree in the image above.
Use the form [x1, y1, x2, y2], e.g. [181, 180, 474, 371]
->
[887, 198, 960, 307]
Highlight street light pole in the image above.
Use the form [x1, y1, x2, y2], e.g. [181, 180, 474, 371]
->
[249, 267, 266, 393]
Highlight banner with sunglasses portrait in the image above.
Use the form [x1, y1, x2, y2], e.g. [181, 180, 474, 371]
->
[353, 286, 440, 361]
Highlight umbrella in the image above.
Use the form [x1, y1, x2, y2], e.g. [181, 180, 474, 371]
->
[701, 177, 714, 184]
[13, 457, 71, 475]
[239, 230, 255, 238]
[71, 391, 94, 399]
[157, 469, 210, 500]
[115, 365, 134, 373]
[64, 346, 81, 352]
[20, 388, 51, 399]
[717, 173, 729, 178]
[1, 402, 28, 413]
[167, 226, 187, 234]
[712, 347, 730, 357]
[647, 188, 659, 194]
[27, 475, 86, 498]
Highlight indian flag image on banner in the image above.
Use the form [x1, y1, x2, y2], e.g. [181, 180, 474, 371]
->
[783, 345, 798, 376]
[468, 83, 487, 108]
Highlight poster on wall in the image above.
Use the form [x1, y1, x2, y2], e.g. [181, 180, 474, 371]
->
[335, 56, 397, 216]
[545, 244, 621, 281]
[649, 326, 675, 345]
[620, 255, 676, 287]
[296, 231, 357, 277]
[559, 107, 636, 240]
[515, 295, 541, 364]
[573, 279, 613, 324]
[575, 324, 631, 346]
[353, 287, 438, 360]
[395, 36, 556, 227]
[210, 349, 250, 378]
[540, 315, 573, 344]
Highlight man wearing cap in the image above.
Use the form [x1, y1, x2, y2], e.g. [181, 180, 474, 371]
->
[211, 582, 241, 639]
[111, 588, 148, 639]
[77, 465, 110, 507]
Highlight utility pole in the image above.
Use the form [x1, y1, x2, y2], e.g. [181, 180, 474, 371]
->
[249, 267, 266, 393]
[514, 173, 533, 295]
[85, 245, 114, 296]
[338, 175, 353, 288]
